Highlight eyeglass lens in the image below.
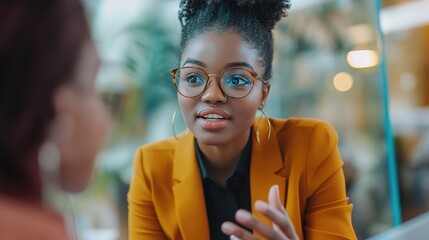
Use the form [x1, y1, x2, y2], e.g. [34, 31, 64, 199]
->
[174, 67, 254, 98]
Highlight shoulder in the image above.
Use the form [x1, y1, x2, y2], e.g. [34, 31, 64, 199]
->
[136, 136, 178, 156]
[132, 136, 183, 181]
[270, 117, 338, 145]
[270, 117, 335, 130]
[0, 196, 68, 240]
[270, 117, 340, 167]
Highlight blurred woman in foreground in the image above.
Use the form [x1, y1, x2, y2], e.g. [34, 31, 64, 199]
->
[0, 0, 111, 239]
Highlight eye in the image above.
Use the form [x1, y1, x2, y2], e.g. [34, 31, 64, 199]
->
[185, 73, 205, 85]
[225, 75, 251, 86]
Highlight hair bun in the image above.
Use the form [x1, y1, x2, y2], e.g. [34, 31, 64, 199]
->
[179, 0, 291, 29]
[220, 0, 290, 29]
[231, 0, 291, 29]
[178, 0, 207, 27]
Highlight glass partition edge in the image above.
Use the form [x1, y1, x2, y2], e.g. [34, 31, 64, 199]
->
[375, 0, 402, 227]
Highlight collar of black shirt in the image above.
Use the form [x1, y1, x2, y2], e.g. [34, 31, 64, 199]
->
[194, 130, 252, 181]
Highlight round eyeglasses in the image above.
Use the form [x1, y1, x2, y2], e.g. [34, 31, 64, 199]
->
[171, 66, 268, 99]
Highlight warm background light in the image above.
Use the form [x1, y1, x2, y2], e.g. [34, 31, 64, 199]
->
[399, 72, 417, 92]
[347, 50, 379, 68]
[333, 72, 354, 92]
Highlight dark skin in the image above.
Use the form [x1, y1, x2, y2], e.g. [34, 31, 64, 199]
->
[178, 31, 299, 239]
[222, 185, 299, 240]
[178, 31, 268, 186]
[200, 146, 244, 186]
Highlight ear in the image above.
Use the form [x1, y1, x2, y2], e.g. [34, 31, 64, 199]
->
[53, 84, 74, 115]
[260, 84, 271, 109]
[48, 85, 75, 144]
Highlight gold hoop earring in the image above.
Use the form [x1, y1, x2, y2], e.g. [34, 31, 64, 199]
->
[172, 106, 181, 140]
[256, 108, 271, 145]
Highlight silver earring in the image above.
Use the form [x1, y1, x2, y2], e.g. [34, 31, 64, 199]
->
[38, 140, 61, 204]
[38, 141, 60, 178]
[256, 108, 271, 145]
[38, 141, 78, 240]
[172, 107, 181, 140]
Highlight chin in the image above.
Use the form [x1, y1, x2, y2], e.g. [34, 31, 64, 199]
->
[194, 132, 232, 146]
[59, 154, 97, 193]
[60, 172, 93, 193]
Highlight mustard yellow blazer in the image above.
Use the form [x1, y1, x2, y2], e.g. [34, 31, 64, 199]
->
[128, 118, 356, 239]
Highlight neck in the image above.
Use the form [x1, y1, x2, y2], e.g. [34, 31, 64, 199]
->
[197, 130, 250, 185]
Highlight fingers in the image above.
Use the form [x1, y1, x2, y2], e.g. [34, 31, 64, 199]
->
[233, 209, 286, 240]
[222, 185, 298, 240]
[230, 234, 241, 240]
[258, 185, 299, 240]
[221, 221, 257, 240]
[268, 185, 283, 231]
[268, 185, 286, 214]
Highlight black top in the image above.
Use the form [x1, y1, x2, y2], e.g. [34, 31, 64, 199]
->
[195, 136, 252, 240]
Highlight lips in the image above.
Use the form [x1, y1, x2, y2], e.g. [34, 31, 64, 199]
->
[197, 108, 231, 119]
[197, 108, 231, 130]
[200, 113, 226, 120]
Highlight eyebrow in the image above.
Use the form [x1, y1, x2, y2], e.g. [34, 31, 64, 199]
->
[224, 62, 254, 70]
[183, 58, 207, 67]
[183, 58, 254, 70]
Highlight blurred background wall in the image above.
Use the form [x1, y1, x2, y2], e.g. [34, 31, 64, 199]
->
[68, 0, 429, 239]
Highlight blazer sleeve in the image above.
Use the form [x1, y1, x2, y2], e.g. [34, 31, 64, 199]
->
[304, 121, 357, 240]
[128, 148, 168, 240]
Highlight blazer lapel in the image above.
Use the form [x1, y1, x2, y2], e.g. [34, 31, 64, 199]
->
[250, 119, 287, 235]
[172, 131, 210, 240]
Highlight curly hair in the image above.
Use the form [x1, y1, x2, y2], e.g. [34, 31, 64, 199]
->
[178, 0, 291, 81]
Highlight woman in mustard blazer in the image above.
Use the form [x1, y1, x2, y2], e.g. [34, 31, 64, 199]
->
[128, 0, 356, 239]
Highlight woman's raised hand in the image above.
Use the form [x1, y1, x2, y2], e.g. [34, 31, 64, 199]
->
[221, 185, 299, 240]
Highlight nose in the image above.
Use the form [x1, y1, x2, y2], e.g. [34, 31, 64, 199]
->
[201, 75, 227, 104]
